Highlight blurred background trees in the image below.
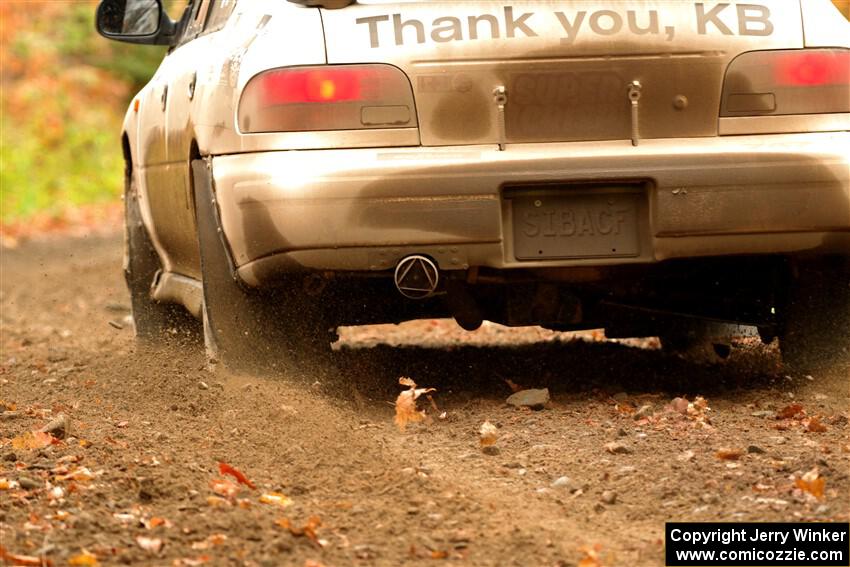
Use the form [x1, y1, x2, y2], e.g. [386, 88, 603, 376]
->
[0, 1, 178, 224]
[1, 1, 848, 226]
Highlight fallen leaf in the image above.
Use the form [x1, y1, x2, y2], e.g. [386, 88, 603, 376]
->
[275, 516, 323, 547]
[0, 545, 52, 566]
[11, 430, 58, 450]
[191, 534, 227, 550]
[56, 467, 95, 483]
[685, 396, 712, 426]
[206, 496, 230, 507]
[615, 402, 635, 416]
[136, 536, 163, 553]
[68, 551, 99, 566]
[209, 478, 239, 499]
[577, 544, 604, 567]
[479, 421, 499, 447]
[142, 517, 172, 529]
[394, 377, 436, 431]
[777, 403, 804, 419]
[430, 550, 449, 559]
[715, 448, 744, 460]
[805, 417, 828, 433]
[795, 468, 825, 500]
[259, 492, 292, 507]
[113, 512, 137, 525]
[218, 462, 255, 489]
[690, 396, 709, 413]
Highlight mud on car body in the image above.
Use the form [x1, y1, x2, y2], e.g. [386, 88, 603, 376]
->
[97, 0, 850, 372]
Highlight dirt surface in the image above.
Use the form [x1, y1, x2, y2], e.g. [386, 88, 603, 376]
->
[1, 234, 848, 567]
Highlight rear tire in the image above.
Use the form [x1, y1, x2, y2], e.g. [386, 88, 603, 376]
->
[780, 256, 850, 373]
[192, 159, 336, 375]
[125, 177, 199, 342]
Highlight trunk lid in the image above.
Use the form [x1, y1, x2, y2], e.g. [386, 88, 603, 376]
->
[321, 1, 803, 146]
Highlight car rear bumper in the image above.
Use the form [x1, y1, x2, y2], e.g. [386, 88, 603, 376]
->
[209, 132, 850, 287]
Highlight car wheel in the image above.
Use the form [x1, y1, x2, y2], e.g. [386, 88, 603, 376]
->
[192, 159, 336, 374]
[125, 177, 199, 342]
[780, 256, 850, 373]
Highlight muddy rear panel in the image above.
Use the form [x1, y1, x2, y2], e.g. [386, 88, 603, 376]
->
[321, 1, 803, 145]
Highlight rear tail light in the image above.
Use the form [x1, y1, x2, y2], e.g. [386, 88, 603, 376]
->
[238, 64, 417, 133]
[720, 48, 850, 116]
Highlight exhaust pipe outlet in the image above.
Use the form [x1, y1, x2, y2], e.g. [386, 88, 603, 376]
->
[394, 255, 439, 299]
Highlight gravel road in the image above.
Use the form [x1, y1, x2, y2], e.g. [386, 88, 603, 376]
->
[1, 234, 848, 566]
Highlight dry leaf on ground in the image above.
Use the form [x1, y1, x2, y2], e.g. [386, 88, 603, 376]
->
[716, 448, 744, 460]
[577, 544, 605, 567]
[11, 430, 58, 450]
[136, 536, 163, 553]
[206, 496, 230, 507]
[275, 515, 324, 547]
[615, 402, 635, 416]
[209, 478, 239, 499]
[218, 462, 255, 489]
[142, 516, 172, 529]
[191, 534, 227, 550]
[394, 377, 436, 431]
[805, 417, 828, 433]
[795, 468, 825, 500]
[777, 403, 804, 419]
[0, 545, 52, 566]
[259, 492, 292, 507]
[479, 421, 499, 447]
[686, 396, 712, 426]
[68, 551, 99, 566]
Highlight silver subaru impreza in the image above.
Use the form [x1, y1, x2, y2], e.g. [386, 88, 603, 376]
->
[97, 0, 850, 372]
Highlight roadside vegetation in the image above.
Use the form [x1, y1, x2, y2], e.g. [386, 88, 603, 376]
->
[0, 1, 167, 225]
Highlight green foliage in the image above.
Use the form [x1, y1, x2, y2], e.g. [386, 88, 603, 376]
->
[0, 1, 165, 223]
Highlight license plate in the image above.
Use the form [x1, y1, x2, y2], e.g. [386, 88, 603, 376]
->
[511, 192, 640, 260]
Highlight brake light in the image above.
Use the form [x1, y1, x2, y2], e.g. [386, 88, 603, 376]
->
[775, 50, 850, 86]
[261, 68, 362, 105]
[239, 64, 416, 133]
[721, 48, 850, 117]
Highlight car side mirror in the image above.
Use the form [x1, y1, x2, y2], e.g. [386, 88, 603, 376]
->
[96, 0, 177, 45]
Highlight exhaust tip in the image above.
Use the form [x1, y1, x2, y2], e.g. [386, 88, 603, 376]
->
[394, 255, 439, 299]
